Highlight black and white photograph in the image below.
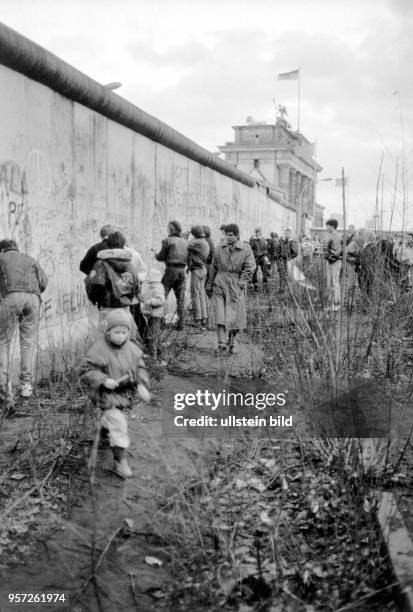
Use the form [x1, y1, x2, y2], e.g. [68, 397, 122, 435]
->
[0, 1, 412, 610]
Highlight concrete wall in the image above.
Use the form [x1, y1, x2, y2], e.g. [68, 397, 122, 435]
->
[0, 62, 295, 353]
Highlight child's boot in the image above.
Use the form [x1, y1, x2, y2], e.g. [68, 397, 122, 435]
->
[112, 446, 132, 478]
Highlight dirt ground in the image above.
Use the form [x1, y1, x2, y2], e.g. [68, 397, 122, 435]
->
[0, 318, 412, 611]
[0, 330, 276, 612]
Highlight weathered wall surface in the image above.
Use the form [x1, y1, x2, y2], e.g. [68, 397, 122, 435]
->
[0, 62, 295, 353]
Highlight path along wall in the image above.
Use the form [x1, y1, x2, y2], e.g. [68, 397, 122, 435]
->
[0, 25, 295, 363]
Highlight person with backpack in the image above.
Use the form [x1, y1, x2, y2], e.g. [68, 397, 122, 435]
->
[85, 231, 140, 336]
[324, 219, 343, 311]
[79, 224, 116, 275]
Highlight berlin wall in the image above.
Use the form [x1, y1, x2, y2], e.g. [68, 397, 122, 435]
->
[0, 24, 295, 359]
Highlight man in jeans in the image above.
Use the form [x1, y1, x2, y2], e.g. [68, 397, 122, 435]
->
[187, 225, 210, 330]
[275, 229, 298, 292]
[324, 219, 343, 311]
[0, 239, 48, 409]
[155, 220, 188, 330]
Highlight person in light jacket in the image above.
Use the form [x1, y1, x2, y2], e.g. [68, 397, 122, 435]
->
[139, 269, 166, 362]
[80, 309, 150, 478]
[206, 224, 255, 355]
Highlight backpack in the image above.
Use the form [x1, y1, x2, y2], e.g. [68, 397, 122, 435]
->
[103, 261, 136, 305]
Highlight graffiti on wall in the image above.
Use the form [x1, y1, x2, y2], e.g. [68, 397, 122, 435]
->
[43, 284, 89, 322]
[0, 160, 28, 240]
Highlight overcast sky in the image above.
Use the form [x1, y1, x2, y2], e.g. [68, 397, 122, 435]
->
[2, 0, 413, 229]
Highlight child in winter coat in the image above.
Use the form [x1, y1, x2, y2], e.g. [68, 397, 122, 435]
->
[139, 269, 166, 362]
[80, 309, 150, 478]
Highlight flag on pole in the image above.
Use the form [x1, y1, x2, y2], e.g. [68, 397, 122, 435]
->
[335, 177, 348, 187]
[277, 69, 299, 80]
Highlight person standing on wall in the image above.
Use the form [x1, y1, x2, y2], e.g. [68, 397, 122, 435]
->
[0, 239, 48, 410]
[155, 221, 188, 331]
[206, 224, 255, 355]
[79, 224, 116, 275]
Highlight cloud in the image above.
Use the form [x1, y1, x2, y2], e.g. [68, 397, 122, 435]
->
[1, 0, 412, 226]
[127, 41, 211, 68]
[388, 0, 413, 16]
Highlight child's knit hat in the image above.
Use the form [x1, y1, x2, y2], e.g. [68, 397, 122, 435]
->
[105, 309, 132, 331]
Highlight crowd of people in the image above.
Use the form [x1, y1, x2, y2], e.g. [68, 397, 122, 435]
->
[0, 216, 412, 477]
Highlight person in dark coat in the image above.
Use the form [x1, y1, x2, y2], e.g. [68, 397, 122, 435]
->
[155, 220, 188, 330]
[249, 227, 269, 288]
[275, 229, 298, 292]
[188, 225, 210, 329]
[267, 232, 279, 276]
[86, 231, 140, 335]
[203, 225, 215, 279]
[79, 224, 115, 275]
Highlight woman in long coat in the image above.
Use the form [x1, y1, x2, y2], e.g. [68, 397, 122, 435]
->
[206, 223, 255, 354]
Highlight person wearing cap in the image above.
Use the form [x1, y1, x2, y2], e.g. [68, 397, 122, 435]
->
[187, 225, 210, 330]
[139, 269, 166, 362]
[0, 239, 48, 408]
[79, 224, 116, 275]
[80, 309, 150, 479]
[155, 220, 189, 330]
[206, 223, 255, 354]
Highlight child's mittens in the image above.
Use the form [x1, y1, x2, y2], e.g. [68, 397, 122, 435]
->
[103, 378, 118, 390]
[138, 383, 151, 403]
